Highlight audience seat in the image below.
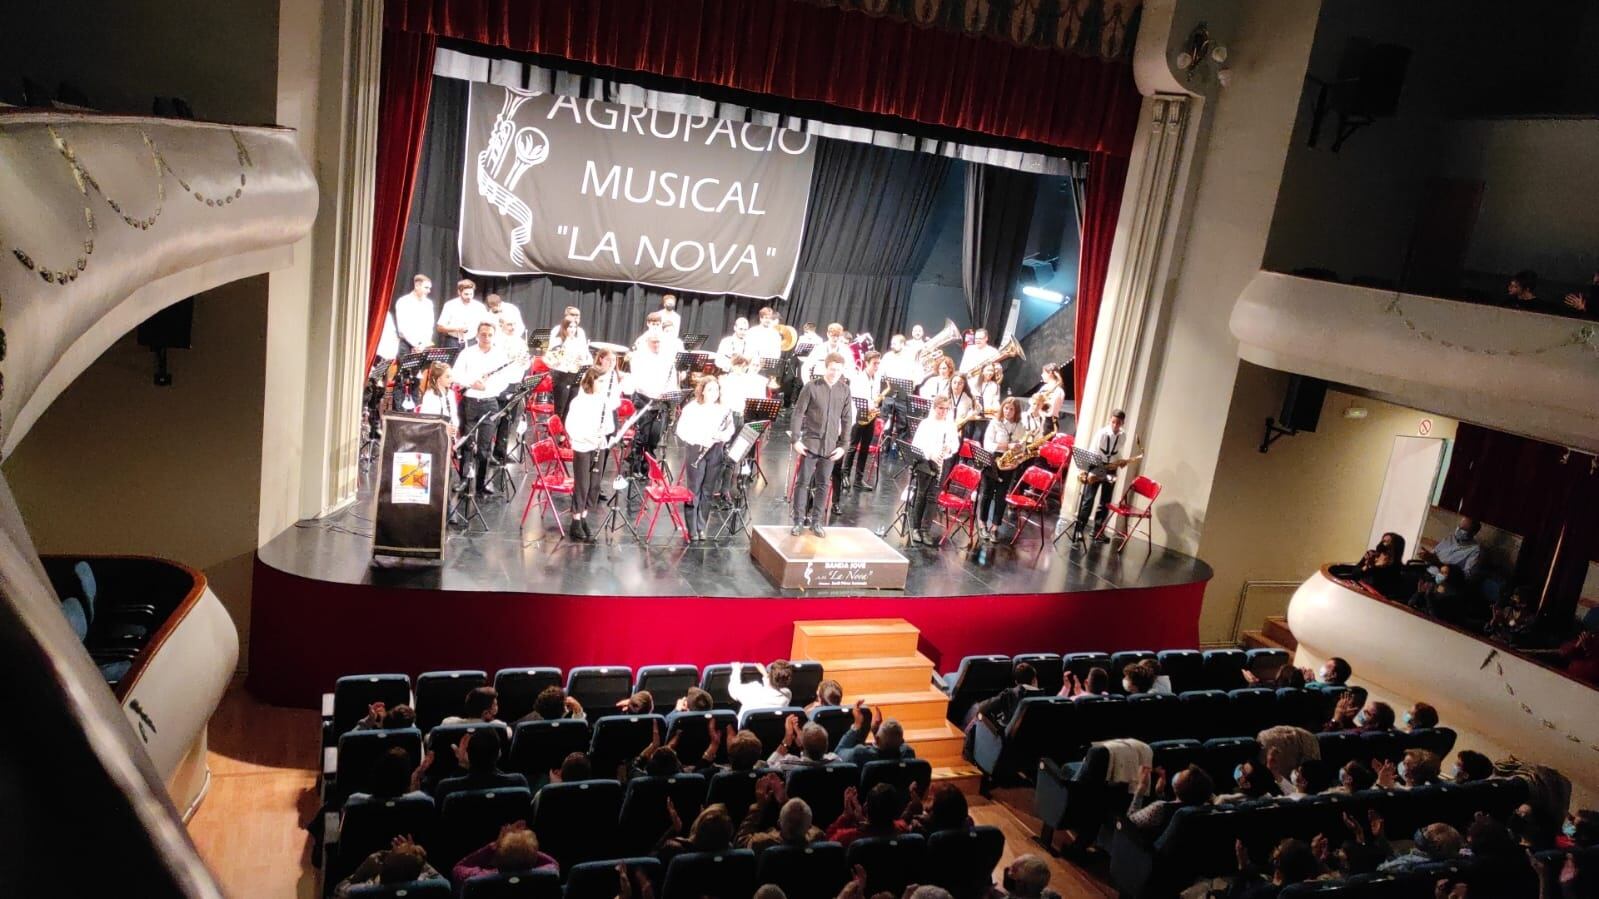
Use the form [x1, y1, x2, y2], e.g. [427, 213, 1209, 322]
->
[460, 868, 562, 899]
[924, 827, 1004, 899]
[618, 773, 709, 855]
[706, 769, 763, 827]
[1010, 653, 1064, 696]
[332, 674, 411, 739]
[329, 727, 423, 805]
[663, 709, 739, 763]
[787, 660, 825, 708]
[971, 696, 1072, 787]
[1225, 688, 1277, 739]
[507, 720, 592, 781]
[660, 849, 757, 899]
[755, 841, 848, 899]
[806, 705, 854, 750]
[494, 668, 563, 723]
[332, 794, 437, 885]
[1317, 731, 1363, 771]
[415, 670, 489, 733]
[739, 707, 807, 757]
[566, 667, 634, 715]
[634, 665, 698, 709]
[1124, 693, 1180, 743]
[1071, 696, 1132, 754]
[590, 714, 668, 771]
[438, 786, 535, 871]
[1063, 653, 1113, 684]
[1273, 686, 1322, 731]
[1245, 648, 1291, 682]
[940, 655, 1013, 726]
[1156, 650, 1204, 694]
[1410, 726, 1458, 759]
[424, 723, 510, 786]
[859, 759, 932, 810]
[531, 780, 623, 869]
[1175, 690, 1230, 741]
[845, 834, 927, 897]
[1201, 650, 1248, 691]
[564, 858, 662, 899]
[1200, 737, 1261, 791]
[1358, 730, 1406, 766]
[700, 664, 764, 711]
[784, 763, 859, 826]
[346, 879, 453, 898]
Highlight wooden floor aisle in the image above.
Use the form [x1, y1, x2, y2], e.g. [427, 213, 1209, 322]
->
[185, 688, 1116, 898]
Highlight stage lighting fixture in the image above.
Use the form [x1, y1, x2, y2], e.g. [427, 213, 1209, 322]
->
[1021, 285, 1066, 303]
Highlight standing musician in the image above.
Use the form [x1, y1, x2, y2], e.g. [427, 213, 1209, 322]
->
[975, 362, 1006, 415]
[623, 330, 680, 475]
[979, 397, 1025, 543]
[676, 375, 736, 541]
[715, 317, 751, 370]
[843, 351, 884, 493]
[904, 323, 927, 360]
[802, 323, 855, 381]
[565, 365, 616, 543]
[485, 293, 525, 343]
[789, 353, 854, 538]
[746, 306, 783, 362]
[436, 279, 489, 349]
[949, 372, 980, 444]
[545, 306, 591, 421]
[393, 274, 435, 356]
[452, 321, 518, 496]
[880, 334, 919, 383]
[957, 328, 1000, 375]
[1073, 408, 1128, 542]
[1036, 362, 1068, 431]
[417, 361, 459, 440]
[918, 355, 958, 399]
[1021, 392, 1054, 434]
[909, 395, 961, 546]
[375, 309, 400, 364]
[659, 293, 683, 341]
[794, 322, 824, 358]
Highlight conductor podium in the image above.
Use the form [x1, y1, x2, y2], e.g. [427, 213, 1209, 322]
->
[749, 525, 909, 590]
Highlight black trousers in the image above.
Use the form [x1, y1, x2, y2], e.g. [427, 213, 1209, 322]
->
[792, 451, 835, 525]
[979, 466, 1018, 526]
[1075, 477, 1115, 531]
[461, 396, 506, 488]
[684, 443, 726, 537]
[572, 450, 604, 517]
[845, 419, 875, 481]
[911, 460, 941, 529]
[628, 393, 665, 475]
[551, 369, 580, 422]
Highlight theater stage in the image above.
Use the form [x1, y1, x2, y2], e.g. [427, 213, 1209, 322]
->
[250, 439, 1212, 708]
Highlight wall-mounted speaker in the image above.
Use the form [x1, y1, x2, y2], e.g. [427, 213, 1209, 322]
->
[137, 298, 194, 350]
[1334, 39, 1411, 119]
[1279, 374, 1328, 433]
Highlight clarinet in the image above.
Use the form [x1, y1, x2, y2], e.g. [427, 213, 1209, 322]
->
[590, 372, 613, 476]
[693, 407, 735, 469]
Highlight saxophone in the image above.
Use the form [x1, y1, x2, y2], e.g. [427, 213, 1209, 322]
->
[996, 423, 1056, 471]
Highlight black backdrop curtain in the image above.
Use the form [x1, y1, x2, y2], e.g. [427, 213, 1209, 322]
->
[962, 163, 1038, 340]
[394, 77, 951, 346]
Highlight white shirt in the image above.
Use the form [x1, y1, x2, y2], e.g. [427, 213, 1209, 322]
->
[419, 388, 458, 429]
[1087, 424, 1127, 482]
[491, 302, 526, 341]
[795, 332, 824, 357]
[546, 326, 591, 373]
[675, 400, 735, 449]
[625, 345, 679, 399]
[660, 308, 682, 340]
[978, 381, 1003, 412]
[715, 334, 751, 369]
[727, 663, 792, 711]
[880, 349, 920, 384]
[950, 390, 977, 425]
[803, 339, 855, 380]
[912, 415, 960, 463]
[564, 389, 615, 453]
[721, 371, 769, 415]
[984, 418, 1021, 454]
[918, 376, 950, 400]
[1035, 385, 1066, 418]
[393, 293, 435, 350]
[958, 343, 1000, 375]
[376, 312, 400, 361]
[746, 324, 782, 360]
[437, 298, 491, 341]
[452, 343, 515, 399]
[904, 337, 926, 358]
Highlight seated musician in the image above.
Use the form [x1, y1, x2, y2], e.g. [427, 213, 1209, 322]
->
[843, 351, 884, 493]
[979, 398, 1025, 543]
[452, 322, 519, 496]
[417, 361, 458, 439]
[909, 396, 961, 546]
[917, 355, 956, 400]
[975, 362, 1005, 415]
[802, 323, 854, 381]
[721, 354, 772, 423]
[715, 317, 752, 370]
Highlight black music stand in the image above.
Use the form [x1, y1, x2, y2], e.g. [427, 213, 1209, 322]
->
[875, 438, 926, 543]
[742, 397, 780, 487]
[683, 333, 708, 351]
[596, 401, 654, 545]
[967, 443, 996, 471]
[529, 327, 552, 356]
[675, 351, 718, 375]
[1062, 446, 1109, 547]
[884, 397, 931, 481]
[708, 421, 766, 540]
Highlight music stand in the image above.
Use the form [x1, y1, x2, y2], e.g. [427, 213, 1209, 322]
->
[596, 400, 655, 545]
[1062, 446, 1109, 546]
[529, 327, 552, 356]
[423, 346, 458, 366]
[875, 438, 925, 543]
[967, 443, 996, 470]
[884, 398, 931, 481]
[675, 351, 718, 375]
[742, 398, 780, 487]
[683, 333, 708, 350]
[708, 422, 766, 540]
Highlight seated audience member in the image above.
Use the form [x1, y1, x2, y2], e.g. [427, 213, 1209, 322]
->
[434, 730, 528, 803]
[1217, 760, 1282, 804]
[1563, 270, 1598, 316]
[1450, 750, 1494, 784]
[722, 729, 767, 773]
[736, 775, 825, 851]
[1121, 661, 1156, 696]
[1416, 516, 1484, 581]
[992, 854, 1060, 899]
[354, 702, 417, 732]
[1485, 587, 1539, 646]
[1353, 700, 1396, 733]
[521, 686, 585, 722]
[1287, 759, 1333, 798]
[1408, 563, 1474, 625]
[1140, 658, 1173, 694]
[1304, 656, 1352, 687]
[441, 686, 511, 734]
[1321, 687, 1368, 732]
[674, 687, 714, 714]
[1555, 629, 1599, 685]
[767, 717, 839, 770]
[335, 836, 441, 897]
[633, 745, 683, 781]
[1394, 749, 1441, 788]
[616, 691, 654, 714]
[1466, 816, 1523, 864]
[826, 783, 910, 847]
[1356, 548, 1407, 600]
[1323, 837, 1389, 880]
[1402, 702, 1438, 732]
[908, 782, 973, 835]
[1332, 761, 1378, 794]
[974, 662, 1043, 728]
[1378, 822, 1462, 873]
[1506, 269, 1543, 309]
[657, 803, 734, 865]
[1226, 837, 1317, 899]
[1333, 532, 1408, 581]
[836, 701, 914, 765]
[454, 822, 559, 882]
[1257, 726, 1320, 784]
[728, 660, 794, 710]
[550, 751, 592, 785]
[1060, 667, 1110, 700]
[1127, 764, 1215, 835]
[1511, 801, 1565, 852]
[806, 679, 844, 713]
[346, 746, 432, 808]
[1560, 809, 1598, 850]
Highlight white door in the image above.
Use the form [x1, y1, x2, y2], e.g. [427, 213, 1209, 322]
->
[1370, 436, 1446, 558]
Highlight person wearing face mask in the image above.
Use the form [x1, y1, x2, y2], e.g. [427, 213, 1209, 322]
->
[1408, 562, 1472, 625]
[1352, 700, 1396, 733]
[1557, 809, 1597, 850]
[1414, 516, 1484, 581]
[1120, 661, 1156, 696]
[1332, 761, 1377, 794]
[1320, 686, 1368, 732]
[1390, 749, 1440, 788]
[1401, 702, 1438, 732]
[1216, 759, 1282, 804]
[1286, 759, 1332, 799]
[1449, 749, 1495, 784]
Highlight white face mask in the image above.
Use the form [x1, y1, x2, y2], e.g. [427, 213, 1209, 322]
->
[1122, 680, 1135, 693]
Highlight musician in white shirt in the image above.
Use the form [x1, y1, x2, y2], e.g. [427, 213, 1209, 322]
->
[417, 361, 459, 436]
[1072, 408, 1128, 541]
[546, 306, 591, 421]
[1036, 362, 1068, 430]
[675, 376, 736, 541]
[979, 398, 1025, 543]
[436, 279, 491, 349]
[975, 362, 1005, 415]
[720, 355, 770, 420]
[958, 328, 1001, 376]
[843, 352, 883, 491]
[376, 311, 400, 362]
[918, 355, 957, 400]
[452, 322, 517, 495]
[715, 317, 751, 370]
[949, 372, 979, 442]
[909, 395, 960, 546]
[623, 332, 680, 474]
[803, 323, 854, 381]
[393, 274, 436, 355]
[794, 322, 823, 357]
[485, 293, 526, 343]
[565, 365, 617, 543]
[659, 293, 683, 341]
[903, 323, 927, 359]
[634, 310, 685, 356]
[879, 335, 919, 383]
[746, 306, 783, 361]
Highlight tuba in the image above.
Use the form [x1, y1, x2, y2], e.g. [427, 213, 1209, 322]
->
[962, 336, 1025, 379]
[777, 324, 799, 353]
[915, 319, 961, 367]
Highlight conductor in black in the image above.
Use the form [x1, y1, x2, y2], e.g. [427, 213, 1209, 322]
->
[790, 352, 854, 537]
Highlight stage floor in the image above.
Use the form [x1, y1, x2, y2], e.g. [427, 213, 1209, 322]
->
[259, 432, 1211, 599]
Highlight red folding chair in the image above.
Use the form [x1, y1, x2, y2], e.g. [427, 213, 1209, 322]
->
[936, 463, 984, 547]
[527, 373, 556, 439]
[637, 451, 693, 542]
[1095, 475, 1161, 554]
[1004, 465, 1058, 546]
[519, 438, 574, 535]
[544, 413, 576, 464]
[1037, 438, 1074, 512]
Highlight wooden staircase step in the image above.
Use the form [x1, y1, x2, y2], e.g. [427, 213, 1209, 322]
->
[931, 765, 983, 794]
[819, 654, 936, 694]
[1240, 629, 1284, 651]
[1263, 615, 1298, 651]
[902, 724, 966, 766]
[792, 619, 920, 661]
[852, 689, 952, 728]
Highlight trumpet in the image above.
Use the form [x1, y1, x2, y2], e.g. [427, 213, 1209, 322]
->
[915, 319, 961, 367]
[961, 336, 1025, 380]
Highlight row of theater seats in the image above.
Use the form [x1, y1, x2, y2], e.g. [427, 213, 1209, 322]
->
[326, 662, 821, 741]
[1108, 778, 1531, 898]
[1034, 728, 1460, 856]
[343, 829, 1004, 899]
[328, 761, 989, 899]
[971, 684, 1361, 786]
[940, 648, 1293, 725]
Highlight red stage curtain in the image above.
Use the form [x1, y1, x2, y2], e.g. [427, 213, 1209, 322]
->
[364, 28, 438, 365]
[1073, 151, 1130, 406]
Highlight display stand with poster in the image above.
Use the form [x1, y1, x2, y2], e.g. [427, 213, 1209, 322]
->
[373, 414, 452, 560]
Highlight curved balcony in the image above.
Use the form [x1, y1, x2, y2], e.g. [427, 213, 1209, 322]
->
[0, 109, 318, 454]
[1230, 271, 1599, 450]
[1288, 568, 1599, 802]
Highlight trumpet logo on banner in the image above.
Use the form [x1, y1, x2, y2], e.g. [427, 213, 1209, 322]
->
[461, 84, 817, 298]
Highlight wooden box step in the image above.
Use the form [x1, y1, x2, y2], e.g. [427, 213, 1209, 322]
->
[1240, 629, 1284, 650]
[820, 654, 936, 695]
[1263, 615, 1297, 651]
[932, 766, 983, 795]
[792, 619, 920, 661]
[902, 724, 966, 767]
[851, 688, 952, 729]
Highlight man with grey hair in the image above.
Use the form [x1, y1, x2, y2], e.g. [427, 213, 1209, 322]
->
[737, 775, 825, 851]
[1378, 822, 1463, 873]
[836, 700, 915, 765]
[767, 716, 840, 771]
[994, 854, 1059, 899]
